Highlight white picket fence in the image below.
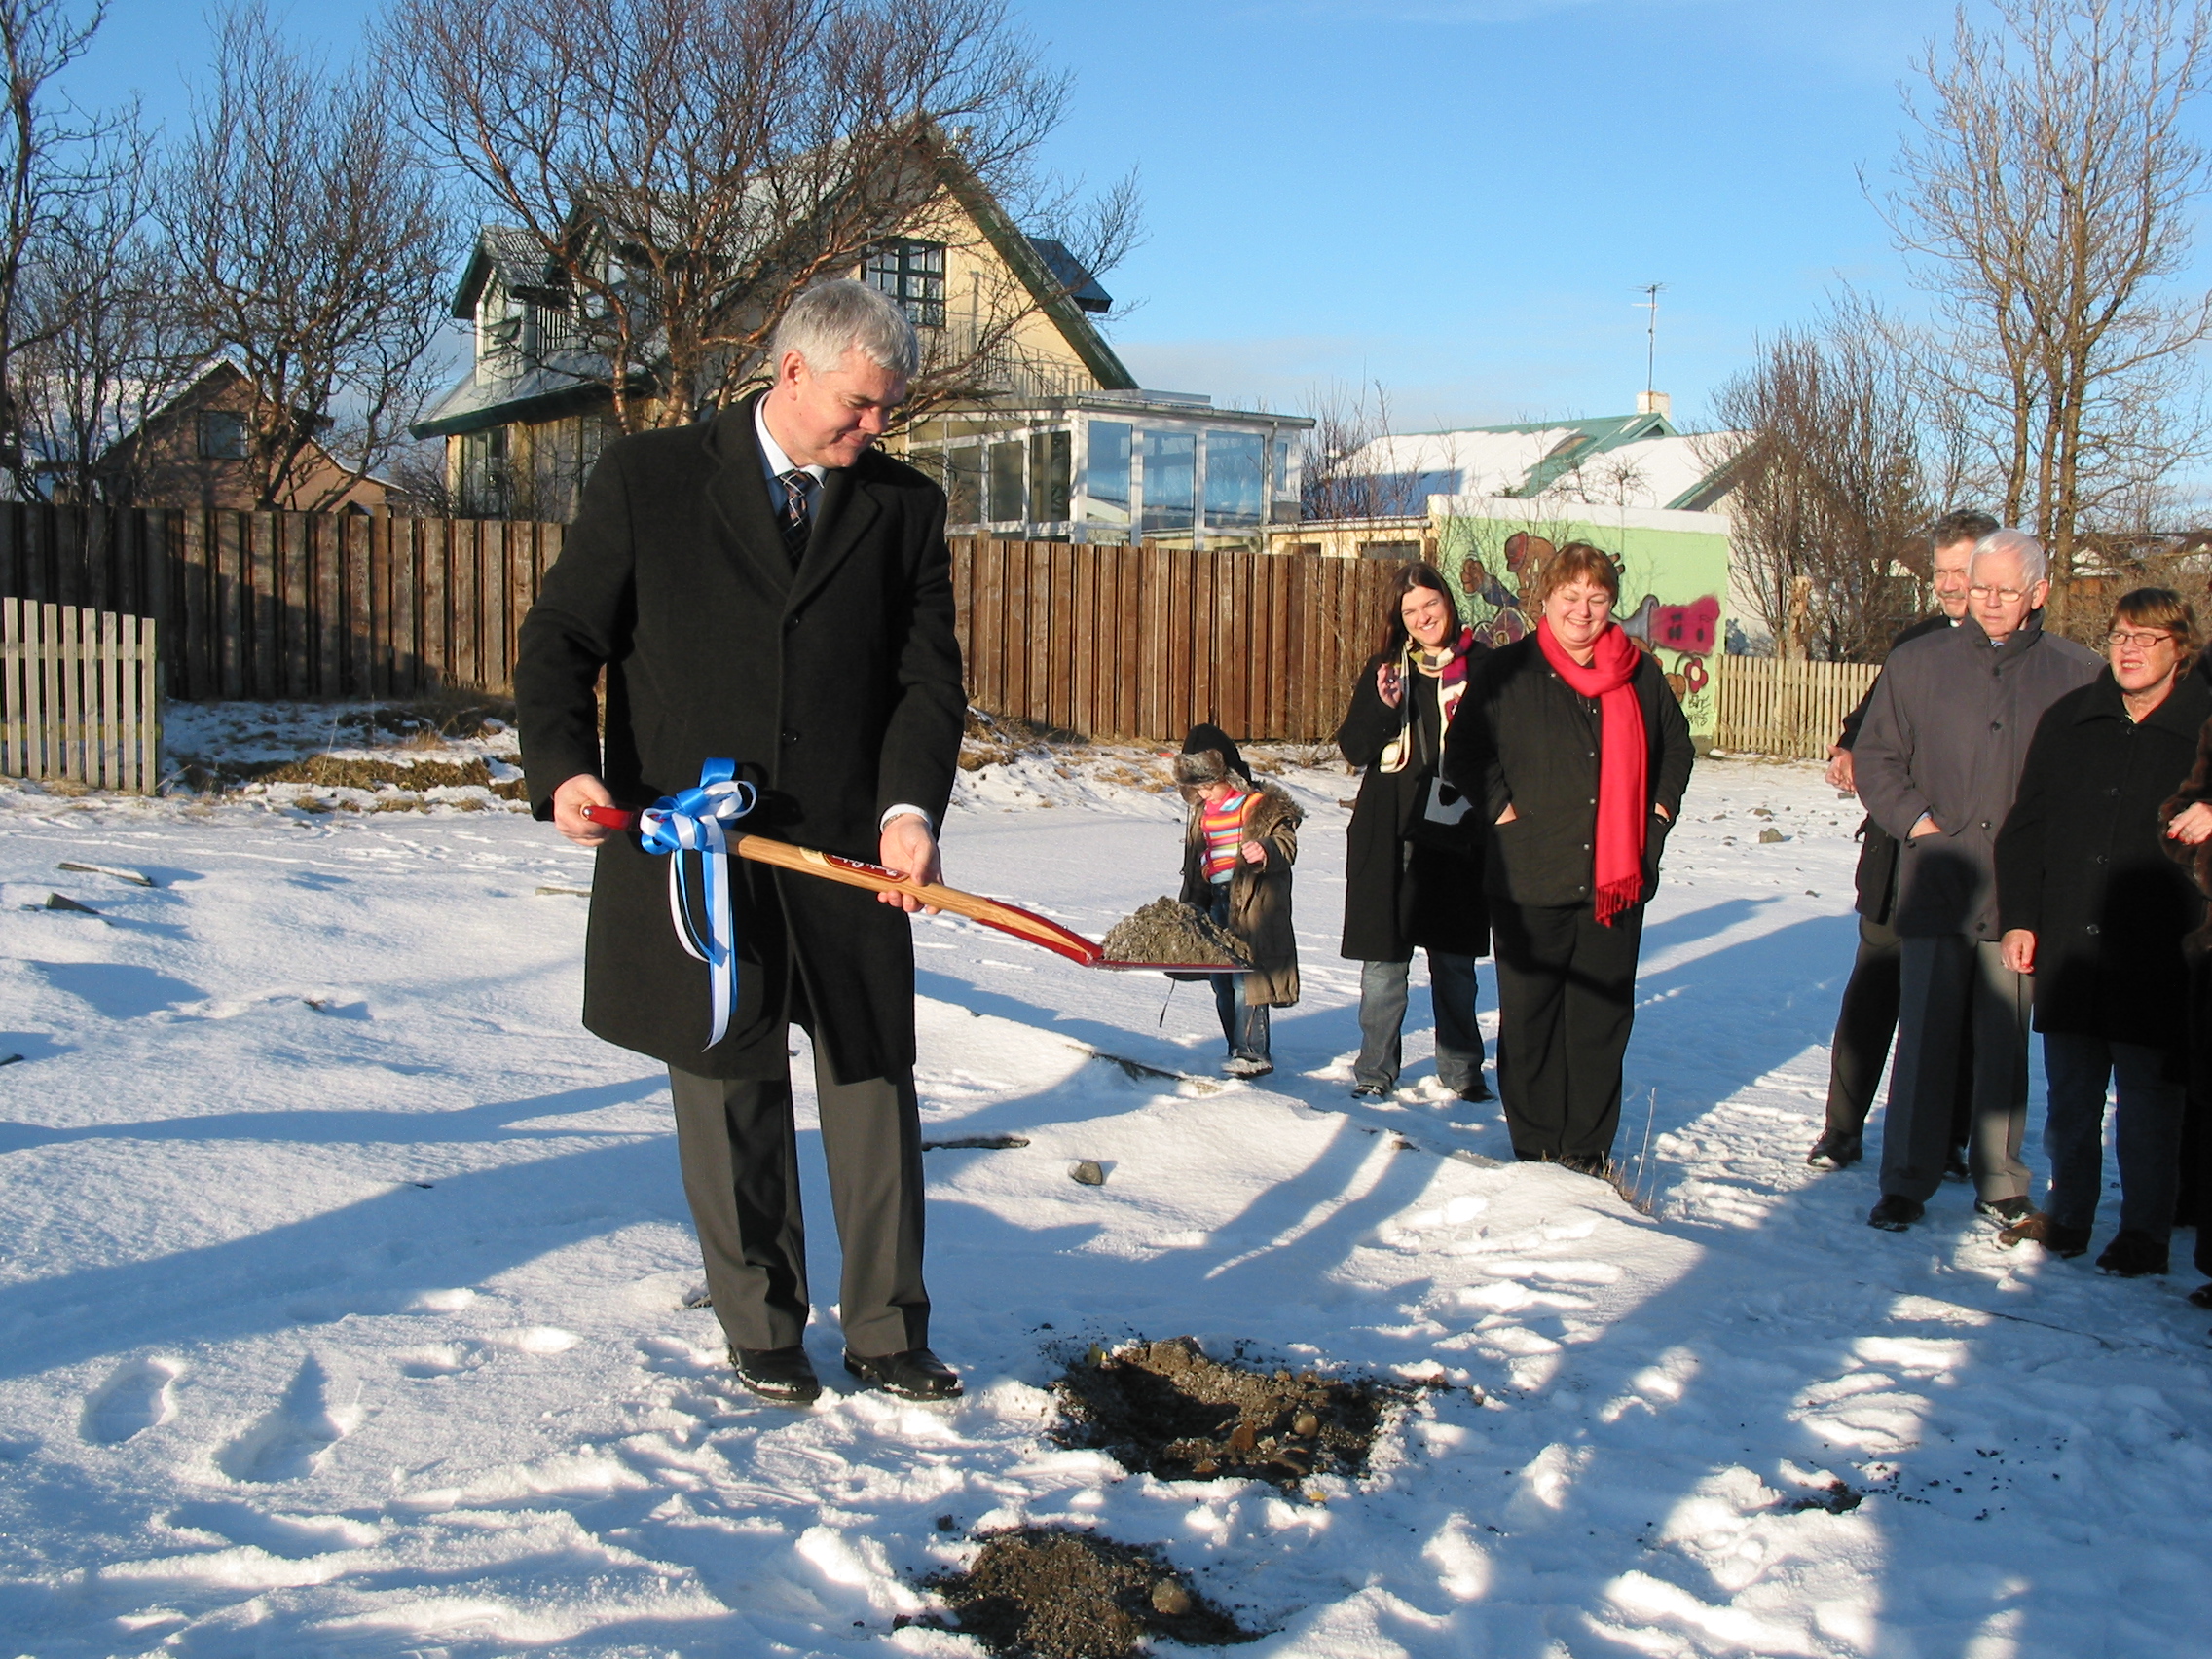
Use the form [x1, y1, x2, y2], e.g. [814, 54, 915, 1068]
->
[1715, 656, 1882, 760]
[1, 598, 162, 793]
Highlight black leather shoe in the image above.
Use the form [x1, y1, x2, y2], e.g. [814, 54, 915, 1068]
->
[1943, 1148, 1972, 1182]
[2095, 1230, 2169, 1277]
[1868, 1194, 1924, 1231]
[1975, 1194, 2035, 1225]
[844, 1346, 963, 1400]
[1806, 1129, 1862, 1170]
[1456, 1078, 1495, 1103]
[730, 1345, 821, 1405]
[1349, 1082, 1390, 1100]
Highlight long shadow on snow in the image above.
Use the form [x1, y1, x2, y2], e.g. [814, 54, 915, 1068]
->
[0, 1076, 676, 1383]
[0, 1074, 667, 1157]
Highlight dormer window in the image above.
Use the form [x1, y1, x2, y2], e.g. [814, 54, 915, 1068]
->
[198, 411, 247, 460]
[864, 239, 946, 327]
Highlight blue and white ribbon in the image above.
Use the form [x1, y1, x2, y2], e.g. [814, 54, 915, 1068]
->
[637, 759, 758, 1048]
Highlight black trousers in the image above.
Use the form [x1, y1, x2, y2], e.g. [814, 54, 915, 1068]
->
[1825, 910, 1975, 1147]
[667, 1057, 929, 1358]
[1492, 899, 1643, 1161]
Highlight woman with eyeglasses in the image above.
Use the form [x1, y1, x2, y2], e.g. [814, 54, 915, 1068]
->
[1993, 588, 2211, 1275]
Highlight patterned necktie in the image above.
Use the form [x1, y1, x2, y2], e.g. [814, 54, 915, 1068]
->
[777, 468, 811, 565]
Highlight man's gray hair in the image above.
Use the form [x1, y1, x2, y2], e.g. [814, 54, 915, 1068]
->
[1971, 527, 2048, 589]
[769, 278, 919, 380]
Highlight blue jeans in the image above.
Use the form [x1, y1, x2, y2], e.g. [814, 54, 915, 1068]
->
[1207, 887, 1269, 1061]
[2041, 1032, 2185, 1240]
[1354, 952, 1485, 1091]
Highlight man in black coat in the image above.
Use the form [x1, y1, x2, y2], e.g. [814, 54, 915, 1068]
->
[513, 280, 968, 1406]
[1807, 509, 1995, 1171]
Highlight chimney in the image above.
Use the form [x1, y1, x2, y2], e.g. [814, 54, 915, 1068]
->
[1637, 389, 1672, 418]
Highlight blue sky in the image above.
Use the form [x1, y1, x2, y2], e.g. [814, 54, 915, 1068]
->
[66, 0, 2188, 432]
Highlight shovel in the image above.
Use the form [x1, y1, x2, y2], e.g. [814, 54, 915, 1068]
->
[578, 804, 1243, 974]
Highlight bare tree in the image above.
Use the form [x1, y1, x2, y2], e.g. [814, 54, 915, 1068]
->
[0, 0, 148, 495]
[1709, 305, 1942, 662]
[1883, 0, 2212, 584]
[380, 0, 1135, 435]
[1299, 381, 1431, 521]
[162, 3, 451, 509]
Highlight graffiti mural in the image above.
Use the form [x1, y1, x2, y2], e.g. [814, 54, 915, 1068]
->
[1440, 510, 1731, 744]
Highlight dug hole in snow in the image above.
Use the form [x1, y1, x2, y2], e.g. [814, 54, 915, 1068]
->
[0, 732, 2209, 1657]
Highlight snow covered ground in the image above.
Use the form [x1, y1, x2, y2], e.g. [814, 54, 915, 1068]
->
[3, 741, 2211, 1658]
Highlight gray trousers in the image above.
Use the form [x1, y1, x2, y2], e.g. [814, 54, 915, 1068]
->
[1355, 951, 1486, 1091]
[668, 1059, 929, 1358]
[1879, 936, 2033, 1204]
[2042, 1032, 2186, 1241]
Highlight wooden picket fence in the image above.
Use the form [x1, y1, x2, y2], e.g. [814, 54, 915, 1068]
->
[0, 599, 162, 792]
[1715, 656, 1881, 759]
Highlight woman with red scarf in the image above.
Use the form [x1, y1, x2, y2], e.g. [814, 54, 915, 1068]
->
[1443, 543, 1695, 1173]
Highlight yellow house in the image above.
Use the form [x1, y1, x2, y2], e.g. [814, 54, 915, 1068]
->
[415, 147, 1309, 543]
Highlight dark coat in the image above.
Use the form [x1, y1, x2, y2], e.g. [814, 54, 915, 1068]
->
[1335, 648, 1491, 961]
[1839, 612, 1956, 923]
[512, 393, 967, 1082]
[1855, 615, 2102, 940]
[1442, 633, 1695, 911]
[1996, 669, 2210, 1051]
[1179, 780, 1302, 1007]
[2160, 711, 2212, 951]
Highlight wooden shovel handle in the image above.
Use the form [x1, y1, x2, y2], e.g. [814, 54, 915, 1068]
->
[727, 834, 1104, 966]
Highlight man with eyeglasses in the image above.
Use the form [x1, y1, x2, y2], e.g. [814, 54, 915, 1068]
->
[1809, 510, 1996, 1173]
[1853, 529, 2102, 1233]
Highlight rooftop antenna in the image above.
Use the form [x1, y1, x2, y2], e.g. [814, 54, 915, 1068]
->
[1635, 282, 1668, 418]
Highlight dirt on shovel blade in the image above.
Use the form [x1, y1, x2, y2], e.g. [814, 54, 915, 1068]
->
[1098, 898, 1251, 967]
[1054, 1336, 1411, 1487]
[918, 1526, 1254, 1658]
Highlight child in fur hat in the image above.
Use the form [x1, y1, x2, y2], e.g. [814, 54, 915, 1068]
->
[1173, 723, 1303, 1077]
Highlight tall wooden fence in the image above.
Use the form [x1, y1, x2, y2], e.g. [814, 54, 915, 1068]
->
[1, 599, 162, 791]
[955, 539, 1400, 743]
[0, 503, 1402, 741]
[1715, 656, 1882, 759]
[0, 503, 565, 703]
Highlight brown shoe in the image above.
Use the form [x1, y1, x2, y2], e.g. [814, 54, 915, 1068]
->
[1995, 1210, 2090, 1257]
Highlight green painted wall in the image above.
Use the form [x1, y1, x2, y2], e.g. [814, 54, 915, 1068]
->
[1436, 510, 1731, 745]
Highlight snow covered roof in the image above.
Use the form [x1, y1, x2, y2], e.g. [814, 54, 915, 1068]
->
[1340, 411, 1742, 514]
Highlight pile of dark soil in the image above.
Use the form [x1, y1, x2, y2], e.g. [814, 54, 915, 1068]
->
[201, 755, 527, 800]
[1054, 1337, 1409, 1486]
[1098, 899, 1251, 968]
[918, 1527, 1253, 1658]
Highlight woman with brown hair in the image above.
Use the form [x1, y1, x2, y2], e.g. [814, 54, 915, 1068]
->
[1995, 588, 2210, 1275]
[1334, 563, 1493, 1101]
[1443, 543, 1695, 1172]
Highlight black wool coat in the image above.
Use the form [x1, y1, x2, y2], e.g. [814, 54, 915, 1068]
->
[1442, 633, 1695, 911]
[1335, 649, 1490, 961]
[513, 394, 967, 1082]
[1995, 668, 2211, 1052]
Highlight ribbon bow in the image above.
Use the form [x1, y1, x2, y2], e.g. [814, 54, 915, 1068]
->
[637, 759, 758, 1047]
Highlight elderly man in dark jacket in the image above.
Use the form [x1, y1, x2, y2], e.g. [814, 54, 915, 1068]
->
[1808, 510, 1994, 1172]
[1854, 529, 2102, 1231]
[513, 280, 968, 1407]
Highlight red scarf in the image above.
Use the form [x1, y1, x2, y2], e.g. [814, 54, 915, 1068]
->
[1536, 616, 1649, 926]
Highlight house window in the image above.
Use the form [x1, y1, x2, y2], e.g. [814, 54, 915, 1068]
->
[1140, 429, 1195, 536]
[1204, 432, 1263, 529]
[863, 239, 946, 327]
[1085, 422, 1130, 527]
[198, 411, 248, 461]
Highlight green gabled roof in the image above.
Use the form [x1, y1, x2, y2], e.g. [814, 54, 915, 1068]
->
[1495, 413, 1677, 497]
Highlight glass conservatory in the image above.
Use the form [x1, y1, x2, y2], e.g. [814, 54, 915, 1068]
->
[902, 390, 1309, 551]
